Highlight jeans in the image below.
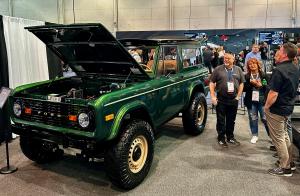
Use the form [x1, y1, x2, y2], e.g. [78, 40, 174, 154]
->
[216, 100, 238, 141]
[247, 102, 269, 136]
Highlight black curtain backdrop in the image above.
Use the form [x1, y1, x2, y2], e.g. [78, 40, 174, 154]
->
[0, 16, 9, 88]
[0, 15, 11, 143]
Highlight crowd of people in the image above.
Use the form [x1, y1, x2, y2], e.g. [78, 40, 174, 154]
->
[202, 45, 225, 74]
[203, 41, 278, 75]
[209, 42, 300, 177]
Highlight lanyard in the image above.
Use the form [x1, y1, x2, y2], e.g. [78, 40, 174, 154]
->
[250, 73, 260, 80]
[250, 73, 261, 91]
[225, 67, 234, 81]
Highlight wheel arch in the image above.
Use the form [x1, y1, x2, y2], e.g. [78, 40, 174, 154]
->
[185, 81, 206, 108]
[190, 83, 205, 97]
[107, 101, 154, 141]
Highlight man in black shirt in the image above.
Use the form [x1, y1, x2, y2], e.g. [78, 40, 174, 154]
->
[242, 46, 251, 63]
[260, 42, 268, 72]
[260, 42, 268, 60]
[203, 46, 214, 74]
[210, 53, 245, 147]
[264, 42, 299, 177]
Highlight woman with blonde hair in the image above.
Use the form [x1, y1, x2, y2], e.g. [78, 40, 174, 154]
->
[243, 58, 269, 143]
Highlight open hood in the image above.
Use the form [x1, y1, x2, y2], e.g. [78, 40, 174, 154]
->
[26, 23, 149, 78]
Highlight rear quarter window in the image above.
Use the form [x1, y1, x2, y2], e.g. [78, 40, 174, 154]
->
[182, 48, 202, 68]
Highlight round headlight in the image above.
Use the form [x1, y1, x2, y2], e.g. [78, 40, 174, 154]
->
[78, 113, 90, 128]
[13, 102, 22, 117]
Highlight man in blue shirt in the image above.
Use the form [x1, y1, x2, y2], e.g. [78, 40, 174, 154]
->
[244, 44, 261, 72]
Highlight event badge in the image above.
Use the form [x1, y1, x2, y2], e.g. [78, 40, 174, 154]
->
[252, 90, 259, 101]
[227, 82, 234, 93]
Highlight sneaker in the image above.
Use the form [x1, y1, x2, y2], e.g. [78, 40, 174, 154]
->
[227, 138, 240, 146]
[291, 161, 296, 171]
[273, 153, 279, 158]
[250, 136, 258, 144]
[218, 140, 228, 148]
[268, 167, 292, 177]
[275, 161, 296, 171]
[269, 145, 276, 151]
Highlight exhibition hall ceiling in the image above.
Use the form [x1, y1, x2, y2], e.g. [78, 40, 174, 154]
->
[0, 0, 299, 32]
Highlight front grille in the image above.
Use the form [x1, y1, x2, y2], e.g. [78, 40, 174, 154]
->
[15, 98, 92, 131]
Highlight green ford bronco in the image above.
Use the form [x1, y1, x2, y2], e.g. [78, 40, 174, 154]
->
[9, 23, 209, 189]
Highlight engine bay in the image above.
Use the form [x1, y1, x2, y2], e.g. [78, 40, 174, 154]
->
[17, 76, 129, 102]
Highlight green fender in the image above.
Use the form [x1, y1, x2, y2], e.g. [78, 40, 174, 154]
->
[107, 100, 152, 140]
[187, 81, 208, 104]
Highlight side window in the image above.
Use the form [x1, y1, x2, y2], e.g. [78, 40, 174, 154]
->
[182, 48, 201, 68]
[157, 46, 178, 77]
[196, 48, 203, 64]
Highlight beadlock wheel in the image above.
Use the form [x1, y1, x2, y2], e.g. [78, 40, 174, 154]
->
[128, 135, 148, 173]
[182, 92, 207, 135]
[105, 120, 154, 190]
[196, 102, 205, 126]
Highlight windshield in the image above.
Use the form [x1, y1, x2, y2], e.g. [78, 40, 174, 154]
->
[125, 46, 157, 75]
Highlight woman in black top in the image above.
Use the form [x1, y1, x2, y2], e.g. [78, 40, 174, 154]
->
[244, 58, 269, 144]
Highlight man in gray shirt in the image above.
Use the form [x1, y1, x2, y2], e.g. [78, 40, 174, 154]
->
[210, 53, 245, 147]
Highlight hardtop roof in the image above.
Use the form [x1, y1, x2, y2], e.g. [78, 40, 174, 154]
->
[119, 38, 204, 47]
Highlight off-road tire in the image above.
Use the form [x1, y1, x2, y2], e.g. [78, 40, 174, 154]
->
[20, 136, 63, 164]
[182, 92, 207, 135]
[105, 120, 154, 190]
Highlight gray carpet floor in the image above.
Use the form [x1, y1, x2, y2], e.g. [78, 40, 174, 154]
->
[0, 111, 300, 196]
